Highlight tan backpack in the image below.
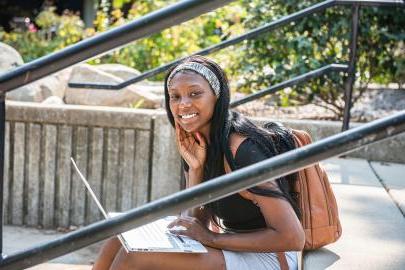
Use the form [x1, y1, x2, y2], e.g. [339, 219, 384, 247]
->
[292, 129, 342, 250]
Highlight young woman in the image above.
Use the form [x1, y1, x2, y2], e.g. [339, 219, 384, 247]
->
[92, 55, 304, 270]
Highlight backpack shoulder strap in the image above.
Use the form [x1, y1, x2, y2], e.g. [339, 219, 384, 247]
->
[292, 129, 313, 146]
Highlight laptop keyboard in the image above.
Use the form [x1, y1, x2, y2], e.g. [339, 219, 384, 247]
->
[137, 220, 174, 248]
[110, 214, 207, 252]
[122, 219, 174, 249]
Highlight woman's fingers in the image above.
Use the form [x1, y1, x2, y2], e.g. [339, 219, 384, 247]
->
[167, 216, 197, 228]
[174, 122, 207, 169]
[176, 123, 192, 145]
[175, 122, 185, 143]
[195, 132, 207, 149]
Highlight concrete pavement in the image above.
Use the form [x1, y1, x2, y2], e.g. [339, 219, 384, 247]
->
[303, 158, 405, 269]
[2, 157, 405, 269]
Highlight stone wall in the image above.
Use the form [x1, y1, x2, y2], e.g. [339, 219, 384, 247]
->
[3, 101, 181, 228]
[254, 117, 405, 164]
[3, 102, 404, 228]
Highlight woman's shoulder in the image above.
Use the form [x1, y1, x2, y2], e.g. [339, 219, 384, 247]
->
[229, 132, 271, 167]
[229, 133, 266, 158]
[228, 132, 248, 158]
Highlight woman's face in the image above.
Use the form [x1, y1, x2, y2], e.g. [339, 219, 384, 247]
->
[168, 71, 217, 134]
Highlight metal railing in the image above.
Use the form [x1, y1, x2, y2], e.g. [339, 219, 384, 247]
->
[0, 0, 404, 269]
[230, 64, 348, 108]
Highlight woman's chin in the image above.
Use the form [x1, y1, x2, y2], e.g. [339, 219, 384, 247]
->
[182, 126, 198, 133]
[178, 122, 199, 133]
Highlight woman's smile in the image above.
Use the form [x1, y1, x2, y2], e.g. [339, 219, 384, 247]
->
[177, 112, 200, 131]
[179, 112, 198, 120]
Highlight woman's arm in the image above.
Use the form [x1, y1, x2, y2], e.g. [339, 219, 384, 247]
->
[170, 191, 304, 252]
[174, 122, 210, 223]
[208, 193, 305, 252]
[208, 133, 305, 252]
[182, 170, 210, 224]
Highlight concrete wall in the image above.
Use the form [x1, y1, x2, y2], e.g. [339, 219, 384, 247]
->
[253, 117, 405, 164]
[3, 101, 181, 228]
[3, 102, 404, 228]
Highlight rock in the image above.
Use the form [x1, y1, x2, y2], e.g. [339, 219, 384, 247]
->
[0, 41, 72, 102]
[66, 64, 162, 108]
[97, 64, 141, 81]
[42, 96, 65, 105]
[351, 87, 405, 122]
[0, 42, 24, 75]
[6, 83, 39, 102]
[96, 63, 164, 96]
[131, 82, 164, 97]
[236, 84, 405, 123]
[6, 69, 71, 102]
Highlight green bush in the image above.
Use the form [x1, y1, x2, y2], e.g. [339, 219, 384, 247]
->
[1, 7, 86, 62]
[230, 1, 405, 118]
[89, 1, 245, 81]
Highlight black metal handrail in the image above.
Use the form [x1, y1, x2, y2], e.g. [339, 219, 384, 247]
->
[230, 64, 348, 108]
[0, 110, 404, 270]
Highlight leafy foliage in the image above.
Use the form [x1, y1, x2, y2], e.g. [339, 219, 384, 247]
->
[88, 1, 245, 80]
[0, 7, 86, 62]
[232, 1, 405, 117]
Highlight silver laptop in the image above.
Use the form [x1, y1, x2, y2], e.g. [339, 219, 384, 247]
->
[71, 158, 207, 253]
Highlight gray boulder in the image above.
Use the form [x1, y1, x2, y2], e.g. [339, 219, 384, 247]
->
[41, 96, 65, 105]
[6, 68, 71, 102]
[96, 63, 164, 96]
[0, 42, 24, 74]
[97, 64, 141, 81]
[66, 64, 161, 108]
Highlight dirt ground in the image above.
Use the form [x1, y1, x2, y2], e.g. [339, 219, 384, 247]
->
[233, 87, 405, 123]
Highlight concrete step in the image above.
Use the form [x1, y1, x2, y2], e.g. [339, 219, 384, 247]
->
[3, 225, 103, 266]
[27, 263, 91, 270]
[369, 161, 405, 216]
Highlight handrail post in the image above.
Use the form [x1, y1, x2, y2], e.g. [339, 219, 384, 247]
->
[0, 93, 5, 259]
[342, 4, 360, 131]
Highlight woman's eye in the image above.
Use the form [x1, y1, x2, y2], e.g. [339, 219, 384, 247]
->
[170, 94, 179, 100]
[190, 91, 201, 97]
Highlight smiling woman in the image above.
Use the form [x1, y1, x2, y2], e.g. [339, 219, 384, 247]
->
[92, 55, 304, 270]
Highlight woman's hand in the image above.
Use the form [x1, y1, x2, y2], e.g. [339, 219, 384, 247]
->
[167, 216, 216, 247]
[175, 123, 207, 170]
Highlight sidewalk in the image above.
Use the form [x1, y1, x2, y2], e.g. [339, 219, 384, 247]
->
[3, 225, 103, 265]
[2, 157, 405, 269]
[303, 158, 405, 269]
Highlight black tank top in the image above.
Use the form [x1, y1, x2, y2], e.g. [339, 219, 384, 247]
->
[208, 138, 270, 232]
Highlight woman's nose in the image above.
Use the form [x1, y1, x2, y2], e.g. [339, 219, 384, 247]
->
[179, 97, 192, 108]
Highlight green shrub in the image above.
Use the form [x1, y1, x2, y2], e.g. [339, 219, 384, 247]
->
[230, 1, 405, 118]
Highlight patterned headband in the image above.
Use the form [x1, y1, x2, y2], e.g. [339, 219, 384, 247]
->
[167, 62, 221, 97]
